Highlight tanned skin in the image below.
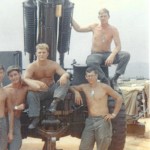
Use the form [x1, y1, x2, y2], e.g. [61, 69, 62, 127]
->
[70, 70, 123, 120]
[0, 68, 14, 143]
[72, 8, 121, 67]
[24, 45, 69, 88]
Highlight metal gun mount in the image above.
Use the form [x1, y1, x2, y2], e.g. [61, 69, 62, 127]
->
[23, 0, 74, 66]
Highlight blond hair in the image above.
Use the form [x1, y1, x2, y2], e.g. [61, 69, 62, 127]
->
[36, 43, 49, 52]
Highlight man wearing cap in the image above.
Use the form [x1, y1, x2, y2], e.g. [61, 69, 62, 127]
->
[0, 64, 14, 150]
[5, 65, 42, 150]
[24, 43, 70, 129]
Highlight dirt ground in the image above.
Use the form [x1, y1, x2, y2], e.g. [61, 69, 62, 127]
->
[21, 118, 150, 150]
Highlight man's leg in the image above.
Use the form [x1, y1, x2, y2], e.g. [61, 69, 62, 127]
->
[111, 51, 130, 90]
[49, 80, 70, 112]
[79, 118, 95, 150]
[95, 118, 112, 150]
[86, 53, 110, 85]
[0, 118, 7, 150]
[8, 118, 22, 150]
[27, 87, 54, 129]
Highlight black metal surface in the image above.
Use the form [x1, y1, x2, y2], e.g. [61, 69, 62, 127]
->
[0, 51, 22, 86]
[23, 0, 37, 62]
[37, 0, 57, 61]
[71, 64, 88, 85]
[57, 1, 74, 53]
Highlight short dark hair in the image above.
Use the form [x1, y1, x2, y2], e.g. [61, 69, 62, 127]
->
[99, 8, 110, 17]
[86, 66, 99, 75]
[7, 65, 21, 75]
[0, 64, 4, 71]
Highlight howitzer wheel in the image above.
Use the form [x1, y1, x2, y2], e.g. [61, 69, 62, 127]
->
[108, 96, 126, 150]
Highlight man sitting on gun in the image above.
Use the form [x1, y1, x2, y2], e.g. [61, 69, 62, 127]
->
[72, 8, 130, 91]
[24, 43, 70, 129]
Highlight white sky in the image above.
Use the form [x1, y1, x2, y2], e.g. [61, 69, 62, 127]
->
[0, 0, 149, 69]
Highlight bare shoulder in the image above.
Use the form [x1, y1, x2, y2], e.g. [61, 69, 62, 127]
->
[48, 60, 58, 66]
[90, 23, 99, 29]
[26, 61, 37, 69]
[109, 25, 119, 33]
[4, 84, 12, 89]
[3, 86, 13, 96]
[100, 82, 112, 90]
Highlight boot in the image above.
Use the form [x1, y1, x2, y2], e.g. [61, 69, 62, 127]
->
[48, 98, 61, 113]
[28, 117, 39, 129]
[111, 78, 120, 92]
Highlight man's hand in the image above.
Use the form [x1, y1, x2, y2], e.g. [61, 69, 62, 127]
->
[75, 92, 83, 105]
[8, 132, 13, 143]
[38, 82, 48, 91]
[59, 75, 68, 85]
[16, 103, 25, 110]
[105, 54, 115, 66]
[104, 113, 116, 121]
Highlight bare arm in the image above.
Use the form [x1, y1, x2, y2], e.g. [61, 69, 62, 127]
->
[105, 27, 121, 66]
[22, 78, 48, 91]
[106, 85, 123, 116]
[70, 85, 84, 105]
[24, 65, 48, 91]
[111, 27, 121, 56]
[6, 93, 14, 143]
[72, 19, 93, 32]
[102, 85, 123, 120]
[55, 63, 70, 85]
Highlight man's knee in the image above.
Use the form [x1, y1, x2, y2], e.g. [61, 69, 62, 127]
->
[121, 51, 130, 61]
[86, 54, 103, 66]
[125, 52, 130, 61]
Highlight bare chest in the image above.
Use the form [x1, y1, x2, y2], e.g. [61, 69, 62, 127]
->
[84, 87, 106, 101]
[33, 67, 55, 79]
[93, 27, 113, 42]
[11, 88, 27, 104]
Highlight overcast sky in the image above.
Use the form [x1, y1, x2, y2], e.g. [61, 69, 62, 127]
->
[0, 0, 149, 68]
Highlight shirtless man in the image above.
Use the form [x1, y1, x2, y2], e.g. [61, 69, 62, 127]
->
[72, 8, 130, 91]
[5, 65, 41, 150]
[0, 65, 14, 150]
[70, 66, 123, 150]
[24, 43, 70, 129]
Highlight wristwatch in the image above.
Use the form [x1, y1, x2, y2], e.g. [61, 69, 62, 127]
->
[111, 113, 116, 118]
[14, 105, 18, 110]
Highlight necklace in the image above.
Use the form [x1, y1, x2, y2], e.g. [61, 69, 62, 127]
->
[90, 89, 95, 97]
[101, 31, 105, 43]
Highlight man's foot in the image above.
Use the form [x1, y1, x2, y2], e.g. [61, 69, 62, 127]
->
[48, 99, 60, 113]
[111, 78, 120, 91]
[28, 117, 39, 129]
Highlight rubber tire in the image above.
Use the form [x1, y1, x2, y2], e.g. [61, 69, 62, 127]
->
[108, 96, 126, 150]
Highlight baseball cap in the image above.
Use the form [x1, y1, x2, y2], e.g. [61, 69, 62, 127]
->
[7, 65, 21, 75]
